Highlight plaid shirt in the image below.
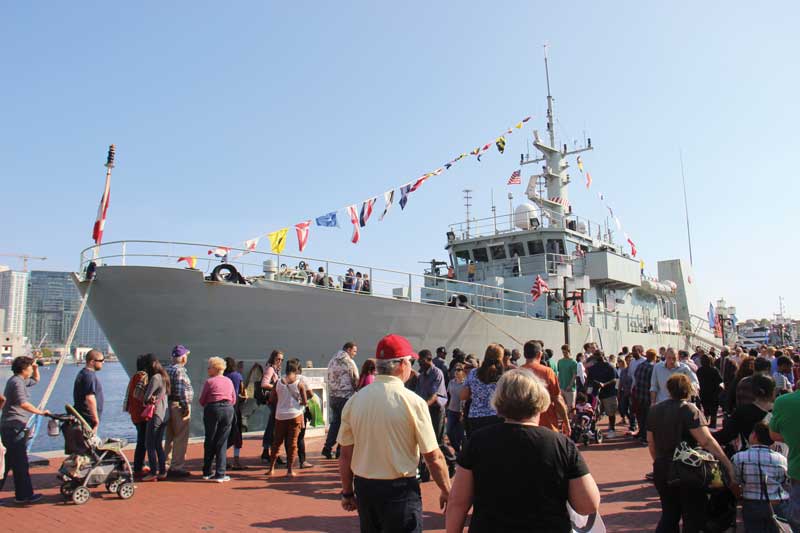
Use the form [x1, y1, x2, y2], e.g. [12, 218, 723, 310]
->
[167, 363, 194, 408]
[733, 445, 790, 501]
[633, 360, 654, 406]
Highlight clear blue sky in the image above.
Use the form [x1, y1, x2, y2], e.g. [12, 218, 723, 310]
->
[2, 2, 798, 320]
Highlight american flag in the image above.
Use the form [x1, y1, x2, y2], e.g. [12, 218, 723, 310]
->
[507, 170, 522, 185]
[531, 275, 549, 301]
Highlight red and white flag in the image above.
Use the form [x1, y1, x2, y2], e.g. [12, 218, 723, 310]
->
[208, 247, 231, 258]
[625, 233, 637, 257]
[507, 169, 522, 185]
[571, 292, 585, 324]
[92, 172, 112, 245]
[531, 275, 549, 301]
[359, 197, 376, 227]
[295, 221, 310, 252]
[346, 205, 360, 244]
[585, 171, 592, 190]
[244, 237, 260, 252]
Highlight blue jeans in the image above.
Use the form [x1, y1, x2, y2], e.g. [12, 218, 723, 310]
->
[446, 410, 464, 453]
[146, 416, 167, 476]
[323, 396, 349, 453]
[261, 405, 276, 451]
[133, 421, 147, 473]
[203, 402, 234, 478]
[354, 476, 422, 533]
[1, 425, 33, 500]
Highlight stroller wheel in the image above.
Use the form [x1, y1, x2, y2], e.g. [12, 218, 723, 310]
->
[71, 486, 91, 505]
[106, 479, 121, 493]
[117, 482, 135, 500]
[596, 432, 603, 444]
[60, 481, 77, 499]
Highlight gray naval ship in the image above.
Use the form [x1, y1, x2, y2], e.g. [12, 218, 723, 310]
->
[74, 59, 721, 433]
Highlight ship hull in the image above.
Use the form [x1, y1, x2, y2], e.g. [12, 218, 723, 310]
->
[77, 266, 685, 434]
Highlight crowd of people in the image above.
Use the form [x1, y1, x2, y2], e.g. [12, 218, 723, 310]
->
[277, 261, 372, 294]
[1, 337, 799, 532]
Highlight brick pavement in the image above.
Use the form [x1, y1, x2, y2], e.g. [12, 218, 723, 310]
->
[1, 432, 662, 532]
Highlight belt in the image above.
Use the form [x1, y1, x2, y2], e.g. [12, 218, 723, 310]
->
[205, 400, 231, 406]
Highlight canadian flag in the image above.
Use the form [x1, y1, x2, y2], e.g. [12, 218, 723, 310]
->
[92, 173, 111, 245]
[295, 221, 311, 252]
[346, 205, 360, 244]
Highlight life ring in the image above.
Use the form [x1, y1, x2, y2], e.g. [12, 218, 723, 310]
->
[211, 264, 245, 284]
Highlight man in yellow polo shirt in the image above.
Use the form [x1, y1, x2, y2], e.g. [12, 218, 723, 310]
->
[338, 334, 451, 532]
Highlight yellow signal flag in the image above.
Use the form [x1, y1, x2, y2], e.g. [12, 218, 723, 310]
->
[268, 228, 289, 254]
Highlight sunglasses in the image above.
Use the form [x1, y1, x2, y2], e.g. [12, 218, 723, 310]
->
[94, 358, 105, 363]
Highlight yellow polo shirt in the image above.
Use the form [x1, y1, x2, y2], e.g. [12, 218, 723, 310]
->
[337, 374, 438, 480]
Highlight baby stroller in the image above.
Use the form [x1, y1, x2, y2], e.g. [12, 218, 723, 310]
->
[49, 404, 135, 505]
[570, 395, 603, 446]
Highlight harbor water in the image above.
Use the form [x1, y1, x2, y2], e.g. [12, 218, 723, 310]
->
[0, 362, 135, 453]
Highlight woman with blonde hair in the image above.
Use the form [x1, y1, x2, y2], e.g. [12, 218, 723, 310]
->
[199, 356, 237, 482]
[447, 369, 600, 532]
[460, 343, 505, 437]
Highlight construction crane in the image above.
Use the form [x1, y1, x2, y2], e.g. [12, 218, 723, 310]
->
[0, 253, 47, 272]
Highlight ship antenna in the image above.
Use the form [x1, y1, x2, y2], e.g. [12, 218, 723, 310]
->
[463, 189, 473, 239]
[544, 43, 555, 147]
[679, 148, 694, 266]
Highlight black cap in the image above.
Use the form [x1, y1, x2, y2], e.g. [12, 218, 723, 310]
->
[436, 346, 447, 356]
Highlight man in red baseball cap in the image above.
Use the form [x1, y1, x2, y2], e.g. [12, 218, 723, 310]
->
[337, 334, 451, 532]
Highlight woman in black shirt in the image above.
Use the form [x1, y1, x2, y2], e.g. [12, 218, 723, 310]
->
[696, 354, 723, 428]
[446, 368, 599, 532]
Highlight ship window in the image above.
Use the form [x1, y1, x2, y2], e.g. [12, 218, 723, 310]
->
[547, 239, 565, 255]
[454, 250, 471, 266]
[489, 245, 506, 260]
[528, 240, 545, 255]
[472, 247, 489, 263]
[508, 242, 525, 258]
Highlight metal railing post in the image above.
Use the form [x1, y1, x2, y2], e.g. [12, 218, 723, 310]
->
[408, 274, 413, 301]
[121, 242, 126, 266]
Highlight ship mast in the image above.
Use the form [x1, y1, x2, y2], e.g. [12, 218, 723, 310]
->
[521, 45, 593, 225]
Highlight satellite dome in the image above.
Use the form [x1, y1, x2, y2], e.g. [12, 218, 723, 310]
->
[513, 203, 539, 230]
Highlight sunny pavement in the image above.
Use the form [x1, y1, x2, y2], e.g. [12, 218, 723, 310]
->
[1, 429, 662, 532]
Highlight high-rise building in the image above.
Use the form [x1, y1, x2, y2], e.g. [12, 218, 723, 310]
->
[26, 271, 110, 352]
[0, 266, 29, 338]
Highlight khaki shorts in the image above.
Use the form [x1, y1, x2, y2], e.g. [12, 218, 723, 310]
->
[601, 397, 619, 417]
[563, 391, 576, 410]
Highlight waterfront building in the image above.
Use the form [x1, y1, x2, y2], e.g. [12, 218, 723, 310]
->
[26, 270, 110, 352]
[0, 266, 29, 338]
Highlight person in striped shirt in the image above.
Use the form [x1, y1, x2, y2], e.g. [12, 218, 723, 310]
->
[733, 421, 797, 530]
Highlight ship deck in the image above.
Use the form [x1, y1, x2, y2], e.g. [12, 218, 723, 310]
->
[3, 431, 672, 532]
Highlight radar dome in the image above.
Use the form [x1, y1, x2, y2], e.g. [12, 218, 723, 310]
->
[513, 203, 539, 230]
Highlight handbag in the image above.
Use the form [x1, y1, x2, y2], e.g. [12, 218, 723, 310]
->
[141, 403, 156, 421]
[667, 441, 723, 491]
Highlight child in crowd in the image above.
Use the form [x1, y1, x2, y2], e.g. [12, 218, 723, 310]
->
[732, 421, 795, 530]
[574, 392, 595, 420]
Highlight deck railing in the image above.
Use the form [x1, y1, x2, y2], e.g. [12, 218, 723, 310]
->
[79, 240, 542, 319]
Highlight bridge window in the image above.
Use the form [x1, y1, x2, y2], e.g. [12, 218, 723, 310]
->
[454, 250, 471, 266]
[473, 247, 489, 263]
[489, 245, 506, 260]
[547, 239, 565, 255]
[528, 240, 545, 255]
[508, 242, 525, 258]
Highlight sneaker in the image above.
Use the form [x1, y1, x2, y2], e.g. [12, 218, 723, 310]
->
[157, 473, 168, 481]
[606, 430, 617, 438]
[15, 493, 43, 504]
[168, 469, 191, 478]
[202, 474, 212, 480]
[214, 475, 231, 483]
[140, 474, 158, 482]
[321, 448, 333, 460]
[299, 462, 314, 469]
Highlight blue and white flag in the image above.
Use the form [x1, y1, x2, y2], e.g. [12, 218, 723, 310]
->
[315, 211, 338, 227]
[708, 303, 716, 330]
[399, 184, 412, 210]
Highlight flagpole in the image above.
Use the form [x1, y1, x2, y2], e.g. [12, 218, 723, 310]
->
[679, 148, 694, 267]
[93, 145, 115, 261]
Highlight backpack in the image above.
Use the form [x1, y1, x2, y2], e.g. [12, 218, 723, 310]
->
[254, 370, 277, 406]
